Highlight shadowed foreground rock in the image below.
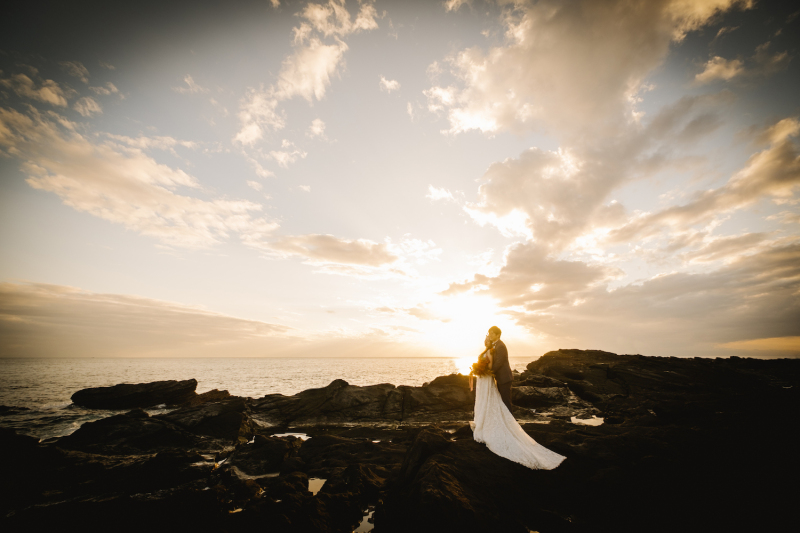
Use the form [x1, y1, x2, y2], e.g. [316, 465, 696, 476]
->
[3, 350, 798, 532]
[71, 379, 199, 409]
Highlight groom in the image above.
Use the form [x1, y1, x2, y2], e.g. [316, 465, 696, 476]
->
[487, 326, 513, 413]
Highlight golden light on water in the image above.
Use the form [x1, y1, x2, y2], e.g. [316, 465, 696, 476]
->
[453, 356, 476, 375]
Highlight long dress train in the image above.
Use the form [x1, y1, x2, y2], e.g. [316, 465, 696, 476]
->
[470, 374, 565, 470]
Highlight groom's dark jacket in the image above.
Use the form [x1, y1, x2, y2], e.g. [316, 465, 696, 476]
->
[492, 340, 513, 385]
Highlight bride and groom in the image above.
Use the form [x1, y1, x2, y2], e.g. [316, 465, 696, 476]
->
[469, 326, 565, 470]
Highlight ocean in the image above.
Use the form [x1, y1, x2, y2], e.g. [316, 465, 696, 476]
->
[0, 356, 535, 440]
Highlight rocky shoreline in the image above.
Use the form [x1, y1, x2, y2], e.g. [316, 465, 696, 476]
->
[2, 349, 797, 532]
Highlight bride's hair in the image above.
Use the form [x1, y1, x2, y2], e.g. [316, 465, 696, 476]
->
[489, 326, 501, 336]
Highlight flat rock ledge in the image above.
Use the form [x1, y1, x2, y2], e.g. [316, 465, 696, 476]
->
[3, 349, 798, 533]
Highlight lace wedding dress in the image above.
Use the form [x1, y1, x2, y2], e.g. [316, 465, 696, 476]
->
[470, 374, 566, 470]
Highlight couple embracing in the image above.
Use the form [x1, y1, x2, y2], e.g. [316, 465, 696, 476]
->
[469, 326, 565, 470]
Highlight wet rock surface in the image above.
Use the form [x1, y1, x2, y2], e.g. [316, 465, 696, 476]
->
[3, 350, 798, 532]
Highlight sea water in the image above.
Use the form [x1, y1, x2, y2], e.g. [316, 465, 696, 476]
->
[0, 357, 534, 440]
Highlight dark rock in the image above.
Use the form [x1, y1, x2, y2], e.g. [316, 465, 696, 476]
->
[5, 350, 799, 532]
[185, 388, 237, 407]
[71, 379, 198, 409]
[56, 408, 218, 455]
[226, 435, 301, 476]
[249, 374, 474, 426]
[158, 398, 255, 443]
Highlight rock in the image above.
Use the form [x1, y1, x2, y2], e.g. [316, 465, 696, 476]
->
[158, 398, 255, 443]
[249, 374, 474, 427]
[56, 408, 218, 455]
[71, 379, 198, 409]
[298, 434, 407, 479]
[5, 350, 798, 532]
[185, 388, 236, 406]
[226, 435, 301, 476]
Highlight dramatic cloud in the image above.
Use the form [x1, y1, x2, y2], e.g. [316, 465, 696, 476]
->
[0, 107, 278, 249]
[0, 282, 292, 358]
[431, 0, 752, 136]
[508, 243, 800, 357]
[442, 242, 620, 309]
[609, 117, 800, 243]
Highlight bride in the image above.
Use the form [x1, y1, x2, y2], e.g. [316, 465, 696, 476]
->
[469, 327, 565, 470]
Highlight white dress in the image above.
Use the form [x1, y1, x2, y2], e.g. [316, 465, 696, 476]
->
[470, 373, 566, 470]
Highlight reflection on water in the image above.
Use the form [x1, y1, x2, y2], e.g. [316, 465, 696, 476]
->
[272, 432, 310, 441]
[570, 415, 604, 426]
[354, 510, 375, 532]
[308, 477, 326, 495]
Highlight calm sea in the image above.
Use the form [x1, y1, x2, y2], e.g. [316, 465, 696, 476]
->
[0, 357, 535, 440]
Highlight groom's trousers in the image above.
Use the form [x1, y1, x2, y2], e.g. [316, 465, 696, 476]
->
[497, 381, 513, 413]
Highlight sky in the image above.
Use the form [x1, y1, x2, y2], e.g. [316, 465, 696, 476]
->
[0, 0, 798, 360]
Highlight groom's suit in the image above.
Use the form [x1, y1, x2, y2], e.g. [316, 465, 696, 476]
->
[491, 340, 514, 413]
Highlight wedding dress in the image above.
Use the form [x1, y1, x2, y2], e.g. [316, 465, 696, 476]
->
[470, 374, 566, 470]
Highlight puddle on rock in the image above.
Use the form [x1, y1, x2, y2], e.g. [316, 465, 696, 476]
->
[354, 510, 375, 532]
[272, 432, 310, 441]
[308, 477, 326, 496]
[570, 415, 604, 426]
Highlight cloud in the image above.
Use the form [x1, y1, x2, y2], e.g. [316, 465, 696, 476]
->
[299, 185, 311, 192]
[235, 0, 378, 146]
[695, 41, 791, 84]
[0, 282, 292, 358]
[379, 76, 400, 93]
[173, 74, 209, 94]
[608, 117, 800, 243]
[426, 185, 454, 201]
[307, 118, 326, 138]
[0, 73, 69, 107]
[59, 61, 90, 83]
[267, 234, 398, 267]
[90, 82, 120, 96]
[273, 38, 348, 102]
[260, 234, 440, 278]
[442, 242, 619, 309]
[510, 243, 800, 357]
[695, 56, 744, 83]
[0, 106, 278, 249]
[73, 96, 102, 117]
[234, 86, 285, 145]
[292, 0, 378, 43]
[444, 0, 471, 12]
[247, 180, 263, 191]
[426, 0, 751, 137]
[269, 139, 307, 168]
